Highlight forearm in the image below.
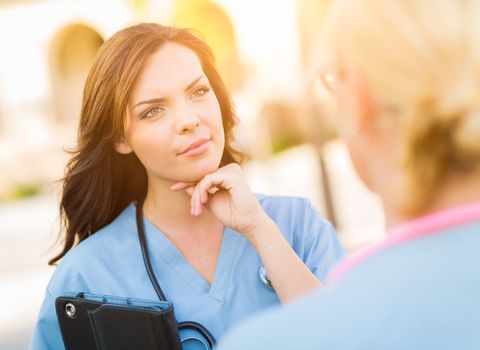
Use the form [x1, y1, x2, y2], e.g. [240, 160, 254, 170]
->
[248, 217, 323, 303]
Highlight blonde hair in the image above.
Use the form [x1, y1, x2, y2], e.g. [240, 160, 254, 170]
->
[321, 0, 480, 214]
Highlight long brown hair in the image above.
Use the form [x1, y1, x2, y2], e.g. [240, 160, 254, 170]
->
[50, 23, 245, 265]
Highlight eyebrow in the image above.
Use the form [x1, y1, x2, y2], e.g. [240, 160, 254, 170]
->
[132, 75, 207, 109]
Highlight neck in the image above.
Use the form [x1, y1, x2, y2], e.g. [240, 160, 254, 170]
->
[384, 168, 480, 229]
[142, 176, 221, 237]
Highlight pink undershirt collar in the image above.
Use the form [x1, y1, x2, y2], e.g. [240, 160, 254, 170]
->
[327, 200, 480, 285]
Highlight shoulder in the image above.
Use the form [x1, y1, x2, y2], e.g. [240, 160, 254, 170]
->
[254, 194, 343, 270]
[218, 252, 418, 350]
[218, 287, 345, 350]
[255, 193, 334, 239]
[220, 223, 480, 350]
[255, 193, 314, 212]
[47, 203, 137, 295]
[255, 193, 323, 226]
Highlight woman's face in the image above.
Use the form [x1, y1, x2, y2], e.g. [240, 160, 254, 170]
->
[326, 65, 386, 192]
[116, 42, 225, 184]
[329, 65, 398, 195]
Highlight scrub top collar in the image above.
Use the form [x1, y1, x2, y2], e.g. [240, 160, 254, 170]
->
[133, 202, 242, 303]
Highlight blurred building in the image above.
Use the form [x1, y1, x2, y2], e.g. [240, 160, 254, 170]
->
[0, 0, 134, 197]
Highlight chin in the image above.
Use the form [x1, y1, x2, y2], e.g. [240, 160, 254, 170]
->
[190, 166, 219, 182]
[346, 145, 373, 189]
[180, 157, 222, 182]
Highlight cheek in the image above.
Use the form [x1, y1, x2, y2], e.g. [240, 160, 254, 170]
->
[128, 124, 173, 163]
[214, 114, 226, 152]
[202, 97, 225, 137]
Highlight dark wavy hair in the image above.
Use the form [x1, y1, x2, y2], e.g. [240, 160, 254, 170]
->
[50, 23, 245, 265]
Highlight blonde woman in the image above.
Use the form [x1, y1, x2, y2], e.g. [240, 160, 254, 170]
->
[219, 0, 480, 349]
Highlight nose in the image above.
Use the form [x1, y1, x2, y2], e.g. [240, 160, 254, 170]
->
[174, 102, 200, 134]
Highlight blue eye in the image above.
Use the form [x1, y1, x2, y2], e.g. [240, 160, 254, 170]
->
[142, 106, 164, 119]
[191, 86, 210, 98]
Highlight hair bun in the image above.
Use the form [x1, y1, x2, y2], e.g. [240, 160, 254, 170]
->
[417, 89, 480, 169]
[453, 106, 480, 158]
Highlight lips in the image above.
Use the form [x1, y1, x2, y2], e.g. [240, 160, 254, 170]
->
[178, 138, 211, 156]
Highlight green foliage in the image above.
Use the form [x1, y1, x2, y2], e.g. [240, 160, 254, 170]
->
[131, 0, 149, 12]
[0, 184, 42, 202]
[271, 132, 304, 154]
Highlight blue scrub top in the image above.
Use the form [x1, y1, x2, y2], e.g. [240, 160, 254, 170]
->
[29, 194, 345, 349]
[218, 219, 480, 350]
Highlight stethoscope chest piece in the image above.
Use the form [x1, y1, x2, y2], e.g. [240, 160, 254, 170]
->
[258, 266, 275, 291]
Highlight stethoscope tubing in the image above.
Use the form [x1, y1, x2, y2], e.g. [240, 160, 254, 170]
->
[135, 198, 217, 348]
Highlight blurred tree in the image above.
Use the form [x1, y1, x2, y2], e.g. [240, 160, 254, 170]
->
[260, 100, 304, 155]
[129, 0, 150, 19]
[130, 0, 149, 12]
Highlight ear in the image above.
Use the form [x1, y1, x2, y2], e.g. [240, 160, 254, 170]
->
[343, 67, 378, 136]
[114, 137, 133, 154]
[338, 67, 382, 193]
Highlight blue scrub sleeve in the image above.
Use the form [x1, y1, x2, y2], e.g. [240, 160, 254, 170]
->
[29, 288, 64, 350]
[300, 202, 345, 282]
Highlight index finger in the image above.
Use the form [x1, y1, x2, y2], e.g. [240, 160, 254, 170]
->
[170, 182, 196, 191]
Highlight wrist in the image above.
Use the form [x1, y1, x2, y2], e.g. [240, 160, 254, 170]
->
[243, 215, 278, 247]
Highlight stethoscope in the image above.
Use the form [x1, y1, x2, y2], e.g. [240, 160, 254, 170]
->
[258, 265, 274, 291]
[135, 199, 276, 349]
[136, 199, 216, 349]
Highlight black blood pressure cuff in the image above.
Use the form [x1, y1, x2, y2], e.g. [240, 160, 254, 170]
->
[55, 293, 182, 350]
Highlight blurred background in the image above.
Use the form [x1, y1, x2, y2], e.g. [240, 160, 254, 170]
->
[0, 0, 384, 348]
